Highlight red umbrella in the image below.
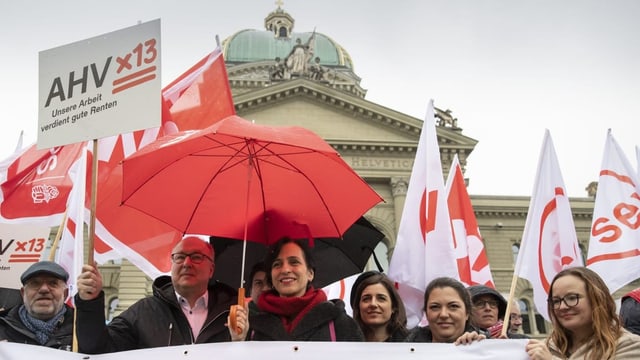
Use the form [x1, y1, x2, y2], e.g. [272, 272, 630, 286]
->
[121, 115, 383, 289]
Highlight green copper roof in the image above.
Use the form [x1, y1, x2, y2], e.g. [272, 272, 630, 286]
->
[223, 30, 353, 69]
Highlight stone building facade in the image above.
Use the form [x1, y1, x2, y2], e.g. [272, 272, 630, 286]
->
[94, 4, 637, 337]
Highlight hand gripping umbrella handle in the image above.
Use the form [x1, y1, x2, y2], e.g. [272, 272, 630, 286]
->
[229, 287, 245, 335]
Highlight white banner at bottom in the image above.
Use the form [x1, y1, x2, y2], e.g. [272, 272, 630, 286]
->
[0, 339, 530, 359]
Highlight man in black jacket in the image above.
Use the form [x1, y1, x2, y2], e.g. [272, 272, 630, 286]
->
[0, 261, 73, 350]
[75, 236, 248, 353]
[621, 288, 640, 336]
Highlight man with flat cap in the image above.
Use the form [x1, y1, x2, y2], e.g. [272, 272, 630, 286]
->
[0, 261, 73, 349]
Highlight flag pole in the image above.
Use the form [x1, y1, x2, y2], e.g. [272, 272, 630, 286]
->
[501, 269, 519, 337]
[501, 221, 529, 338]
[48, 211, 68, 261]
[73, 139, 98, 353]
[87, 139, 98, 265]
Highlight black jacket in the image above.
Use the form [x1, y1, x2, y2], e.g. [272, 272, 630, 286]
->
[249, 299, 364, 341]
[75, 276, 238, 353]
[405, 323, 486, 342]
[0, 304, 73, 350]
[0, 287, 22, 312]
[621, 294, 640, 336]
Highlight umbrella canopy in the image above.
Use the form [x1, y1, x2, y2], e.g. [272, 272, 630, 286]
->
[210, 217, 385, 289]
[121, 115, 383, 245]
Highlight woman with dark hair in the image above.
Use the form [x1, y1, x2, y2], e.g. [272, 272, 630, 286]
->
[350, 271, 408, 342]
[526, 267, 640, 359]
[247, 237, 363, 341]
[405, 277, 485, 344]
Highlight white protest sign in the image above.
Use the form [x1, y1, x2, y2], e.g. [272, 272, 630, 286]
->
[0, 223, 51, 289]
[0, 340, 530, 360]
[38, 19, 161, 149]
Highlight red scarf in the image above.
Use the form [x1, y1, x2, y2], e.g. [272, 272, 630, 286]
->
[258, 287, 328, 333]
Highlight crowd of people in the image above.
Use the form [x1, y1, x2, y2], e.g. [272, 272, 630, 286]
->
[1, 235, 640, 359]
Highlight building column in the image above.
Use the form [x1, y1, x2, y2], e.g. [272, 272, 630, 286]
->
[113, 259, 151, 316]
[390, 176, 409, 239]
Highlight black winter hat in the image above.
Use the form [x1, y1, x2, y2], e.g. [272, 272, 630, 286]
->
[468, 285, 507, 319]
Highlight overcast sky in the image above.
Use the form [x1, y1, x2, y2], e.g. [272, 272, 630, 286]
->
[2, 0, 639, 197]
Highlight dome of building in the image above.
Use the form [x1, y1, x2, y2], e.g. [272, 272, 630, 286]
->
[221, 6, 353, 69]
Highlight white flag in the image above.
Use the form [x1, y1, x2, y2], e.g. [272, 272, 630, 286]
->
[388, 99, 458, 327]
[56, 143, 89, 304]
[514, 130, 583, 321]
[322, 273, 360, 316]
[445, 154, 495, 288]
[587, 130, 640, 293]
[636, 145, 640, 178]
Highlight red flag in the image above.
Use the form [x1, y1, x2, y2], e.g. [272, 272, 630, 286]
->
[90, 47, 236, 277]
[388, 99, 459, 327]
[1, 47, 236, 278]
[587, 130, 640, 293]
[445, 155, 495, 288]
[514, 130, 582, 321]
[162, 47, 235, 131]
[0, 143, 86, 226]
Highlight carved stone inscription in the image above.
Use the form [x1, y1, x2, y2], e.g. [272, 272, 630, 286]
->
[348, 156, 413, 170]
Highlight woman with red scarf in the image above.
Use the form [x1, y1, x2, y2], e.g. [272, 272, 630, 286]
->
[247, 237, 364, 341]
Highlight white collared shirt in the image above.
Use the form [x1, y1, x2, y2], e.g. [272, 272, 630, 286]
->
[176, 290, 209, 338]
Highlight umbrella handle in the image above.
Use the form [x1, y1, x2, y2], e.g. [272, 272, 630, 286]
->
[229, 288, 245, 335]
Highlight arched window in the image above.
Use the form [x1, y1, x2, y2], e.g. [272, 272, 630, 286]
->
[371, 241, 389, 271]
[512, 243, 520, 265]
[519, 299, 531, 334]
[519, 298, 549, 335]
[107, 297, 119, 323]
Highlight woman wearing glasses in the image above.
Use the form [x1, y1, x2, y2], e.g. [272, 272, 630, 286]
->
[526, 267, 640, 359]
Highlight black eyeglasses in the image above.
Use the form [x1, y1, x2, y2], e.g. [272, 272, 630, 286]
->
[473, 299, 499, 309]
[549, 293, 582, 310]
[171, 253, 212, 265]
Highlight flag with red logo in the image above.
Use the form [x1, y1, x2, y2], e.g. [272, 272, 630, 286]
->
[162, 46, 235, 131]
[445, 154, 495, 288]
[388, 99, 459, 327]
[586, 130, 640, 293]
[0, 46, 235, 279]
[0, 142, 87, 226]
[55, 144, 89, 305]
[89, 46, 236, 277]
[514, 130, 583, 321]
[322, 272, 360, 317]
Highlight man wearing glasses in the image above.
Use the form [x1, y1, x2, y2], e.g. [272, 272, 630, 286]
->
[75, 236, 248, 353]
[467, 285, 527, 339]
[507, 300, 529, 338]
[0, 261, 73, 349]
